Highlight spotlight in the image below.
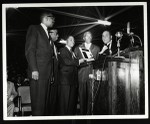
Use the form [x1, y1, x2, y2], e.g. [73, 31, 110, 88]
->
[59, 39, 66, 44]
[95, 20, 111, 26]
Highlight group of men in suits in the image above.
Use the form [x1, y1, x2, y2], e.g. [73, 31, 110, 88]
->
[25, 11, 117, 116]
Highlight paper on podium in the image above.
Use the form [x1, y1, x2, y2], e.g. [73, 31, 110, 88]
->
[79, 47, 95, 62]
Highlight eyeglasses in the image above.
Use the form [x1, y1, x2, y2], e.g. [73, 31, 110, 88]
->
[50, 32, 55, 34]
[47, 16, 55, 20]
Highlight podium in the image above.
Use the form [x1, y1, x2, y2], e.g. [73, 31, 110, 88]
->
[93, 50, 144, 115]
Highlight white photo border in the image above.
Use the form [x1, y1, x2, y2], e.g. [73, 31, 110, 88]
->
[2, 2, 148, 120]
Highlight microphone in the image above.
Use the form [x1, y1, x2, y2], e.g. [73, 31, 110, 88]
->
[115, 32, 123, 38]
[127, 22, 130, 34]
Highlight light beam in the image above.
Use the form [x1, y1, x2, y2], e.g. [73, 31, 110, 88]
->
[105, 6, 132, 20]
[39, 8, 98, 21]
[74, 24, 98, 37]
[56, 22, 97, 28]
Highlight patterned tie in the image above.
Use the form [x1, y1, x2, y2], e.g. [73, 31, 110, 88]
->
[54, 45, 58, 60]
[70, 49, 74, 59]
[47, 29, 52, 44]
[107, 43, 112, 55]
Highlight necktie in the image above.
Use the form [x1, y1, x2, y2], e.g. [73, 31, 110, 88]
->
[107, 44, 112, 55]
[70, 49, 74, 59]
[70, 49, 76, 59]
[54, 45, 58, 60]
[47, 29, 52, 44]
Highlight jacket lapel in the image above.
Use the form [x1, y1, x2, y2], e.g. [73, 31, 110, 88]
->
[90, 44, 94, 53]
[65, 47, 72, 58]
[80, 43, 86, 49]
[81, 43, 95, 54]
[39, 25, 50, 43]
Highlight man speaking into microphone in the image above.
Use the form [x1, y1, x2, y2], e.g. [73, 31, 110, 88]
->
[99, 30, 117, 56]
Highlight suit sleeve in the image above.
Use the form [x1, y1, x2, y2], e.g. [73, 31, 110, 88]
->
[95, 46, 100, 60]
[74, 47, 80, 59]
[11, 83, 18, 98]
[25, 25, 38, 72]
[60, 48, 79, 66]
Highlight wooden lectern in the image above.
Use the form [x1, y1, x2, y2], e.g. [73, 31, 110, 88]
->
[108, 50, 144, 114]
[93, 50, 144, 115]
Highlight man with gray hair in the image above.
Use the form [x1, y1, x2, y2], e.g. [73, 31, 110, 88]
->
[74, 31, 100, 115]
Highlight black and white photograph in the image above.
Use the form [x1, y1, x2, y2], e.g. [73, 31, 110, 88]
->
[2, 2, 148, 121]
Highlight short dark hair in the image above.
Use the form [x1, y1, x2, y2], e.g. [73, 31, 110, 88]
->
[40, 12, 54, 22]
[102, 30, 112, 36]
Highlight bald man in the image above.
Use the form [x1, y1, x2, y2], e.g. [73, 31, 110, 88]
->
[99, 30, 117, 56]
[74, 31, 100, 115]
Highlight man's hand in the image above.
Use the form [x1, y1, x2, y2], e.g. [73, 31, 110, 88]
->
[79, 58, 85, 65]
[8, 95, 14, 102]
[99, 45, 108, 54]
[32, 71, 39, 80]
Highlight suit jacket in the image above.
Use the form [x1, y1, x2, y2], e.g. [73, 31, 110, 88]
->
[74, 43, 100, 67]
[25, 25, 54, 80]
[53, 43, 59, 85]
[59, 47, 79, 85]
[74, 43, 100, 84]
[102, 40, 117, 56]
[7, 81, 17, 103]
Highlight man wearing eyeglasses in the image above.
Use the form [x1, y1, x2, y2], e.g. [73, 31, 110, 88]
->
[25, 12, 55, 116]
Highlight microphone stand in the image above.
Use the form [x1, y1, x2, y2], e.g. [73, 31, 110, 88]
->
[88, 69, 95, 115]
[115, 35, 125, 58]
[129, 32, 143, 47]
[91, 69, 95, 115]
[117, 37, 121, 57]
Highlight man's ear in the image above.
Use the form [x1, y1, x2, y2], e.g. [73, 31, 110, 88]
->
[111, 35, 112, 39]
[45, 16, 48, 21]
[83, 37, 85, 40]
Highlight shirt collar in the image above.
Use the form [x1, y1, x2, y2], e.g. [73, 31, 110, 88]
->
[84, 42, 91, 49]
[40, 23, 48, 31]
[40, 23, 49, 37]
[106, 40, 112, 46]
[66, 45, 71, 51]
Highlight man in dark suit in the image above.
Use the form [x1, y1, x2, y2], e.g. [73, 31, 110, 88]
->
[99, 30, 117, 56]
[74, 31, 100, 115]
[25, 12, 55, 116]
[46, 29, 59, 115]
[58, 36, 84, 115]
[93, 30, 117, 115]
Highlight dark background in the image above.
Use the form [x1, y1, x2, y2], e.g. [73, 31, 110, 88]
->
[1, 0, 149, 124]
[6, 4, 144, 81]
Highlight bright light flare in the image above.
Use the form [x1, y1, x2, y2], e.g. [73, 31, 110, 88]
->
[59, 39, 66, 44]
[95, 20, 111, 26]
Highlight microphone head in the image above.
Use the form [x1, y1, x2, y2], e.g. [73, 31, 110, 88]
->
[115, 32, 123, 38]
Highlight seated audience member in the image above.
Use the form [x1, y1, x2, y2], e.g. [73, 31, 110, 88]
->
[7, 75, 18, 117]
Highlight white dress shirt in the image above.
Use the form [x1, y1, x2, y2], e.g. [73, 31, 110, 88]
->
[40, 23, 49, 38]
[66, 45, 71, 51]
[84, 42, 92, 50]
[106, 40, 112, 50]
[66, 45, 76, 59]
